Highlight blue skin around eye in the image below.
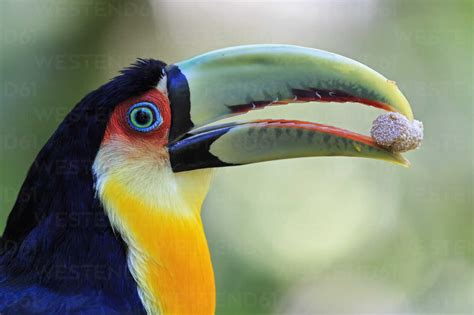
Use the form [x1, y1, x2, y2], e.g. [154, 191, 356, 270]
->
[127, 102, 163, 132]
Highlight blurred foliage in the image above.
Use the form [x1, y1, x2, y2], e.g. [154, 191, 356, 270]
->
[0, 0, 472, 314]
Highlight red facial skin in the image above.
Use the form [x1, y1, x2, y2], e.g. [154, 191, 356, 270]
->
[103, 89, 171, 147]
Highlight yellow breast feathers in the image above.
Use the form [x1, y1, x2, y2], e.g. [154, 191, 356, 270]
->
[93, 138, 215, 315]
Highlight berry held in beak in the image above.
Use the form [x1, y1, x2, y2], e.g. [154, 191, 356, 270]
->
[371, 112, 423, 153]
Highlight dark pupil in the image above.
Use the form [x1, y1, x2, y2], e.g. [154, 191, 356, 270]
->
[135, 108, 152, 126]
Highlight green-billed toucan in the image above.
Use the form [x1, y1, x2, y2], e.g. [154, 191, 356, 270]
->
[0, 45, 414, 314]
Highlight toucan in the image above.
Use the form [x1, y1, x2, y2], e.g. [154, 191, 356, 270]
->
[0, 45, 413, 314]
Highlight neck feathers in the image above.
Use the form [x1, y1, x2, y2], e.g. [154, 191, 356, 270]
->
[94, 141, 215, 315]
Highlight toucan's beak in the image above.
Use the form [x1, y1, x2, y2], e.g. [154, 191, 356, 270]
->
[165, 45, 413, 172]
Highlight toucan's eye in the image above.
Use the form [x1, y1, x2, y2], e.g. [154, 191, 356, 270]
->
[127, 102, 162, 132]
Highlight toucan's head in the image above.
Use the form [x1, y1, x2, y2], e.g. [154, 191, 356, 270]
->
[94, 45, 413, 182]
[90, 45, 414, 222]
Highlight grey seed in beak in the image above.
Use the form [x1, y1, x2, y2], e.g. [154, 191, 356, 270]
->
[370, 112, 423, 153]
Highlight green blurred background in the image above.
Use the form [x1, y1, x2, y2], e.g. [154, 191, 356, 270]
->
[1, 0, 472, 314]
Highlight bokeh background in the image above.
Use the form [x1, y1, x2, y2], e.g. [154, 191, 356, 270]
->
[1, 0, 472, 314]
